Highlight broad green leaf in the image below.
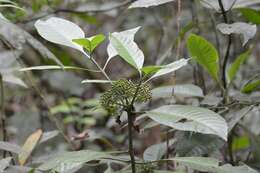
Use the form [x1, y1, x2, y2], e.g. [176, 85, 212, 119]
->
[18, 129, 43, 165]
[141, 65, 163, 75]
[35, 17, 86, 54]
[81, 79, 111, 84]
[0, 141, 22, 154]
[227, 50, 251, 83]
[241, 79, 260, 94]
[232, 136, 250, 151]
[129, 0, 176, 8]
[107, 27, 144, 71]
[0, 157, 12, 171]
[38, 150, 110, 171]
[147, 59, 188, 81]
[73, 34, 105, 53]
[187, 34, 219, 81]
[88, 34, 106, 52]
[143, 105, 228, 140]
[152, 84, 204, 99]
[217, 22, 257, 46]
[143, 139, 175, 161]
[239, 8, 260, 25]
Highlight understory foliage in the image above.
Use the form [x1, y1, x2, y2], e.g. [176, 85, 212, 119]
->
[0, 0, 260, 173]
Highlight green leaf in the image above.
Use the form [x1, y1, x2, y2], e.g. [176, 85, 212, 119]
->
[232, 136, 250, 151]
[239, 8, 260, 25]
[143, 105, 228, 140]
[141, 65, 163, 75]
[108, 28, 144, 71]
[241, 79, 260, 94]
[73, 34, 105, 53]
[227, 50, 251, 83]
[38, 150, 111, 171]
[187, 34, 219, 81]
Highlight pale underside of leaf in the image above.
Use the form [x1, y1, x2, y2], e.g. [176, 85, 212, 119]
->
[0, 157, 12, 172]
[144, 105, 228, 140]
[109, 32, 144, 70]
[105, 27, 141, 69]
[81, 79, 111, 84]
[0, 141, 22, 154]
[152, 84, 204, 98]
[35, 17, 85, 53]
[169, 157, 257, 173]
[129, 0, 176, 8]
[38, 150, 110, 171]
[143, 139, 175, 161]
[217, 22, 257, 46]
[147, 59, 188, 81]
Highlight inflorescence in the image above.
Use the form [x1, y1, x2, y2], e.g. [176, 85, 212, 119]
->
[100, 79, 152, 115]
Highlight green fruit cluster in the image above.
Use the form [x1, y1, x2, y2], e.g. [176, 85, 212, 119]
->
[100, 79, 152, 114]
[139, 164, 154, 173]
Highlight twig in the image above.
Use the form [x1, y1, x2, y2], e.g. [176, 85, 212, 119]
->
[176, 0, 182, 58]
[19, 0, 136, 24]
[218, 0, 232, 92]
[0, 75, 7, 158]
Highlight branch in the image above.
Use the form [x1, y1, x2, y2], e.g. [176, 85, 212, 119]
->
[19, 0, 136, 24]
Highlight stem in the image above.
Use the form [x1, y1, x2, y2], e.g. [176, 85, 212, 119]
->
[90, 58, 112, 82]
[0, 75, 7, 158]
[127, 110, 136, 173]
[126, 78, 142, 173]
[218, 0, 232, 100]
[166, 130, 170, 169]
[85, 52, 112, 83]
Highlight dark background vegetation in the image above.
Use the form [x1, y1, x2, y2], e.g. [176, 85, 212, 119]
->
[0, 0, 260, 173]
